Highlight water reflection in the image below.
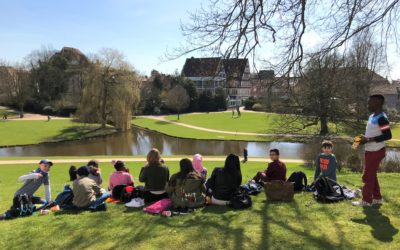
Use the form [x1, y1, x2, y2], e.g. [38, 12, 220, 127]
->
[0, 128, 398, 163]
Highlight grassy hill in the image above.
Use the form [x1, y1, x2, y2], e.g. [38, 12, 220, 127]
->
[0, 158, 399, 249]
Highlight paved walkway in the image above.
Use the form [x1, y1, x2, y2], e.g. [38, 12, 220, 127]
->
[0, 157, 305, 165]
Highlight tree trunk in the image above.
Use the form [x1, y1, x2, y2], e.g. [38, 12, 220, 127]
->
[100, 79, 108, 128]
[320, 115, 329, 135]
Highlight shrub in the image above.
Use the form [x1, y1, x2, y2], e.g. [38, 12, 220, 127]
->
[252, 103, 264, 111]
[244, 96, 257, 110]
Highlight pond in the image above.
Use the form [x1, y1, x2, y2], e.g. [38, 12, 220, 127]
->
[0, 127, 398, 164]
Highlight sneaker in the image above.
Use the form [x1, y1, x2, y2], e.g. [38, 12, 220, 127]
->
[352, 200, 372, 207]
[372, 199, 384, 205]
[0, 214, 5, 220]
[125, 198, 145, 208]
[354, 189, 362, 198]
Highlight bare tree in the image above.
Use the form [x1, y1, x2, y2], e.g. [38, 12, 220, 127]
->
[165, 85, 190, 120]
[174, 0, 399, 76]
[0, 62, 33, 113]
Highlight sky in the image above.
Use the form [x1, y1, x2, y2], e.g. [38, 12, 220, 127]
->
[0, 0, 399, 80]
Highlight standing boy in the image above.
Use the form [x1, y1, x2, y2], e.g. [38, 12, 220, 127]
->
[353, 95, 392, 207]
[314, 140, 337, 181]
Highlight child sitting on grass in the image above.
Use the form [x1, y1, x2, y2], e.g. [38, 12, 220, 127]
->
[0, 159, 53, 220]
[252, 149, 287, 183]
[72, 166, 110, 211]
[314, 140, 337, 181]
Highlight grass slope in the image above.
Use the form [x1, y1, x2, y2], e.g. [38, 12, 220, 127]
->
[0, 160, 399, 249]
[0, 120, 116, 147]
[134, 113, 400, 145]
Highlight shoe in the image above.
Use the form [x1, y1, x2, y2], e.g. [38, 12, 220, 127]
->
[125, 198, 145, 208]
[372, 199, 384, 205]
[352, 200, 372, 207]
[354, 189, 362, 198]
[0, 214, 5, 220]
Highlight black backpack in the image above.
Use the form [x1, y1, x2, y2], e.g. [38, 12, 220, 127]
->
[54, 186, 74, 208]
[313, 177, 345, 203]
[12, 194, 35, 217]
[287, 171, 307, 192]
[229, 190, 252, 209]
[112, 184, 135, 203]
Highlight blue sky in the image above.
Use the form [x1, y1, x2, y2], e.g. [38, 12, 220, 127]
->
[0, 0, 203, 75]
[0, 0, 399, 79]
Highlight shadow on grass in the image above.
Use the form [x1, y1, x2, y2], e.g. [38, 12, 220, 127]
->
[48, 126, 116, 141]
[351, 206, 399, 242]
[155, 120, 173, 125]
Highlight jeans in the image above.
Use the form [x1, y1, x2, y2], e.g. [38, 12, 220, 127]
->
[90, 192, 111, 209]
[362, 148, 386, 203]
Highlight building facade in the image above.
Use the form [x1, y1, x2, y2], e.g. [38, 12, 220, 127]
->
[181, 57, 251, 107]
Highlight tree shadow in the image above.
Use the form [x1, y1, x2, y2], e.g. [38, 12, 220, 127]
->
[155, 120, 172, 125]
[351, 206, 399, 242]
[48, 126, 116, 141]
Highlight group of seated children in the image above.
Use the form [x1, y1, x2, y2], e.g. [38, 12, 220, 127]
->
[0, 141, 339, 219]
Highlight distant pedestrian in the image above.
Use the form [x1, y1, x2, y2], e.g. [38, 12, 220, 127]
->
[243, 148, 248, 163]
[232, 109, 235, 118]
[236, 105, 241, 117]
[2, 114, 7, 120]
[47, 115, 51, 122]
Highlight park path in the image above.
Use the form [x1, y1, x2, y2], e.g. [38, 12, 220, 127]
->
[0, 106, 69, 121]
[142, 114, 400, 142]
[142, 115, 347, 139]
[0, 157, 305, 165]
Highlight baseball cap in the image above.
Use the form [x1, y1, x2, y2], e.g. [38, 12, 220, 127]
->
[39, 159, 53, 166]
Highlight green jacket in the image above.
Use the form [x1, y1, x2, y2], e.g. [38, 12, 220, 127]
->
[167, 172, 206, 208]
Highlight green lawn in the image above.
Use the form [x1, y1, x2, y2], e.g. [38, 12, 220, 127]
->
[0, 159, 399, 249]
[133, 117, 266, 141]
[134, 113, 400, 145]
[0, 120, 117, 146]
[165, 112, 352, 135]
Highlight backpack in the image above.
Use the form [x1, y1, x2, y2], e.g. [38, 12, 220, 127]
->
[120, 186, 135, 203]
[143, 198, 172, 214]
[112, 184, 135, 203]
[240, 181, 263, 195]
[287, 171, 307, 192]
[54, 185, 74, 208]
[12, 194, 35, 217]
[229, 190, 252, 209]
[313, 177, 345, 202]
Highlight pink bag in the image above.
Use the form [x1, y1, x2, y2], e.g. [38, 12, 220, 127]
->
[143, 198, 172, 214]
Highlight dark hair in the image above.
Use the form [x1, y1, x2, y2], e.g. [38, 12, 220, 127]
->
[77, 166, 89, 177]
[322, 140, 333, 148]
[369, 94, 385, 104]
[224, 154, 241, 173]
[87, 160, 99, 168]
[114, 160, 125, 171]
[270, 149, 280, 155]
[69, 165, 77, 181]
[178, 158, 195, 179]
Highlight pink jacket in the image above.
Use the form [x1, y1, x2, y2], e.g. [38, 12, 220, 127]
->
[108, 171, 134, 191]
